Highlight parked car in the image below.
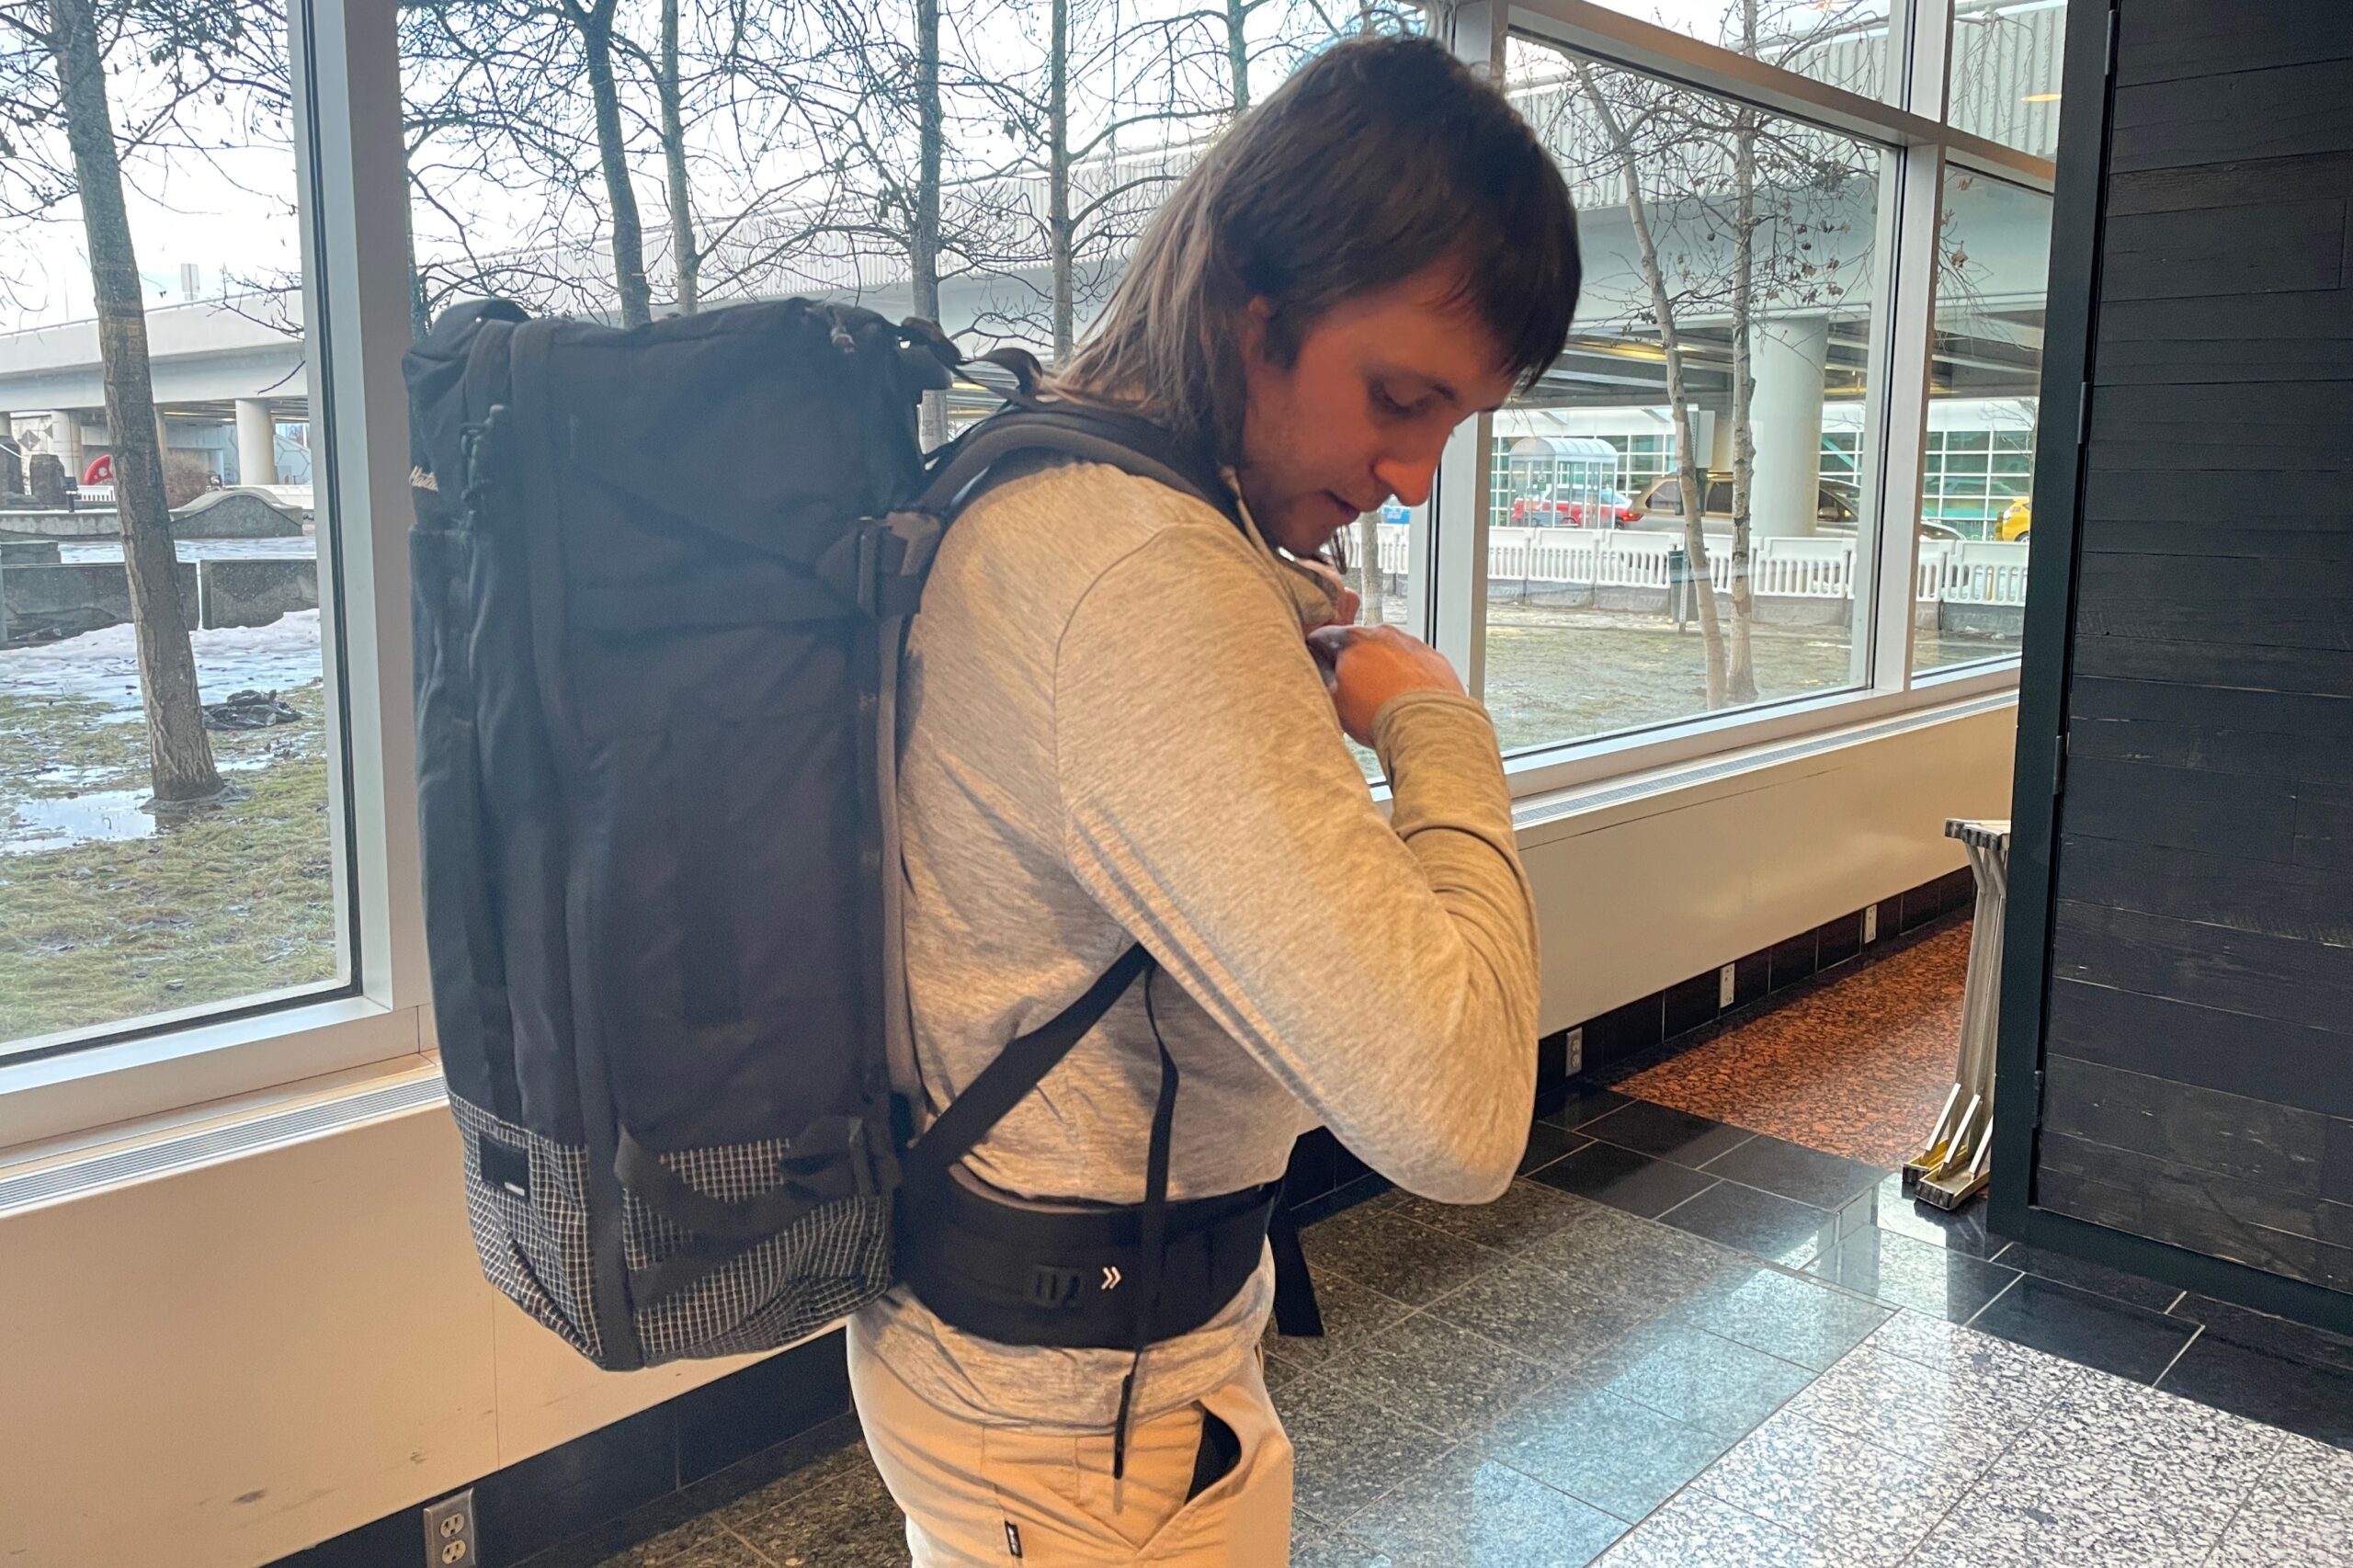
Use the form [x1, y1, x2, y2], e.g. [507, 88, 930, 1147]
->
[1510, 489, 1643, 528]
[1634, 472, 1963, 540]
[1996, 498, 2030, 541]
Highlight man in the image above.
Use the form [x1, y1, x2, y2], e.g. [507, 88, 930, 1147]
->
[852, 33, 1581, 1563]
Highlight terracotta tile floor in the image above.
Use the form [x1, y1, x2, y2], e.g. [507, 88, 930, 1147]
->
[1618, 924, 1971, 1169]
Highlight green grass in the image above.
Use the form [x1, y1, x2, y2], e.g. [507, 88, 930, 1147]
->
[0, 685, 339, 1044]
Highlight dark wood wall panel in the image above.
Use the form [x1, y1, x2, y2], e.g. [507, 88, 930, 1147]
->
[2029, 0, 2353, 1312]
[2111, 1, 2353, 88]
[2111, 59, 2353, 173]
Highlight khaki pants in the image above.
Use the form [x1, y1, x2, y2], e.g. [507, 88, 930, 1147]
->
[847, 1326, 1294, 1565]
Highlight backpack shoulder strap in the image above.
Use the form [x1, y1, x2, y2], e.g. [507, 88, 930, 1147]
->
[915, 405, 1239, 528]
[904, 944, 1154, 1176]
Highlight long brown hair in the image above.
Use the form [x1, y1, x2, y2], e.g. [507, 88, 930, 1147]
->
[1051, 35, 1582, 466]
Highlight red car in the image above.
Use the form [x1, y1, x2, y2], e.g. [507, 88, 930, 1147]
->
[1510, 491, 1642, 528]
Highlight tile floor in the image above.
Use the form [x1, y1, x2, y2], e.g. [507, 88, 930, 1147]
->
[567, 1113, 2353, 1568]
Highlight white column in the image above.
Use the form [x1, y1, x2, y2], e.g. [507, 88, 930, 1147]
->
[1749, 316, 1830, 539]
[235, 399, 277, 485]
[32, 410, 85, 470]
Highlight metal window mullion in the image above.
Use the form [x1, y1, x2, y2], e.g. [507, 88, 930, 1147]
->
[290, 0, 431, 1016]
[1432, 1, 1504, 695]
[1901, 0, 1955, 124]
[1859, 139, 1945, 694]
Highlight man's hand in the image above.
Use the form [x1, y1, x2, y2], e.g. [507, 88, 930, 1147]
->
[1307, 624, 1465, 746]
[1290, 556, 1360, 631]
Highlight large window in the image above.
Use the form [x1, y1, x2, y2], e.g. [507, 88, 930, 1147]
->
[1560, 1, 1895, 101]
[1915, 169, 2051, 674]
[1949, 0, 2065, 159]
[1483, 39, 1889, 756]
[1, 6, 345, 1054]
[0, 0, 2056, 1104]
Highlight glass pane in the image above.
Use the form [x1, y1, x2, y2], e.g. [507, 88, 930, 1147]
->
[1529, 2, 1893, 100]
[1490, 40, 1888, 755]
[1949, 0, 2066, 158]
[1, 11, 345, 1051]
[1915, 170, 2050, 674]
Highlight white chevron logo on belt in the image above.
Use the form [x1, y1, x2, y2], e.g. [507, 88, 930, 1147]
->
[1101, 1266, 1121, 1290]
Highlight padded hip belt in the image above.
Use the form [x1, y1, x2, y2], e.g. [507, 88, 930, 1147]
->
[894, 1172, 1282, 1351]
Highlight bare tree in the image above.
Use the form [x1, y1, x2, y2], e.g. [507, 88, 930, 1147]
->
[1531, 5, 1877, 709]
[0, 0, 287, 801]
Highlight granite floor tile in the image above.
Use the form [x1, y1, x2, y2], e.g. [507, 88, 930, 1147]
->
[1308, 1310, 1552, 1438]
[1696, 1410, 1972, 1568]
[590, 1517, 767, 1568]
[1699, 1135, 1886, 1210]
[1859, 1310, 2092, 1409]
[1518, 1120, 1589, 1176]
[1989, 1241, 2183, 1313]
[1473, 1373, 1732, 1522]
[1517, 1195, 1743, 1298]
[1782, 1343, 2045, 1474]
[1527, 1140, 1721, 1218]
[706, 1438, 882, 1536]
[1367, 1176, 1594, 1254]
[1592, 1490, 1868, 1568]
[725, 1462, 909, 1568]
[1270, 1372, 1456, 1527]
[1657, 1180, 1836, 1270]
[1984, 1369, 2286, 1550]
[1850, 1173, 2005, 1259]
[1261, 1269, 1415, 1381]
[1299, 1202, 1508, 1307]
[1346, 1449, 1627, 1568]
[2205, 1432, 2353, 1567]
[2156, 1328, 2353, 1449]
[2169, 1291, 2353, 1374]
[1583, 1099, 1757, 1167]
[1541, 1084, 1637, 1131]
[1807, 1225, 2020, 1324]
[1967, 1274, 2198, 1383]
[1657, 1265, 1890, 1370]
[1288, 1525, 1399, 1568]
[1582, 1317, 1815, 1439]
[1427, 1251, 1666, 1373]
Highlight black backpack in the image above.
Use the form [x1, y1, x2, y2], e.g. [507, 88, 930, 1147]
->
[404, 298, 1318, 1374]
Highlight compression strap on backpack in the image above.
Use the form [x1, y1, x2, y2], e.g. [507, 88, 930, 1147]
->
[904, 943, 1155, 1176]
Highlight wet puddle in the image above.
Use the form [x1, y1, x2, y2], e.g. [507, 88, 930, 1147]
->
[5, 790, 159, 855]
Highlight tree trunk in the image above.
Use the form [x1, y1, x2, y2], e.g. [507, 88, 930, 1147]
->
[1227, 0, 1250, 108]
[576, 0, 652, 327]
[1578, 63, 1725, 709]
[914, 0, 946, 447]
[49, 0, 220, 802]
[1726, 102, 1760, 706]
[661, 0, 698, 313]
[1049, 0, 1074, 361]
[1354, 509, 1386, 625]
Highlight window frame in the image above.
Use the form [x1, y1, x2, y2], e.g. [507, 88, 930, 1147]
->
[1438, 0, 2052, 789]
[0, 0, 2058, 1149]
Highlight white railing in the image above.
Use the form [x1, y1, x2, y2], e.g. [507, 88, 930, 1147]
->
[1370, 524, 2029, 607]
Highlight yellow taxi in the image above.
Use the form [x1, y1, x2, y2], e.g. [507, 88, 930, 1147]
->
[1996, 498, 2031, 541]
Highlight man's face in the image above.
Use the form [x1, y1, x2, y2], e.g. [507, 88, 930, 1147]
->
[1233, 263, 1519, 559]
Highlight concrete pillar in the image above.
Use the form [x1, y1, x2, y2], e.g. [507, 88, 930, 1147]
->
[1704, 407, 1732, 473]
[234, 399, 276, 486]
[30, 411, 85, 472]
[1748, 316, 1831, 539]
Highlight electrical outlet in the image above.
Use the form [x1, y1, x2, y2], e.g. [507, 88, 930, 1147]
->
[1719, 963, 1737, 1010]
[1864, 903, 1881, 944]
[422, 1489, 476, 1568]
[1565, 1027, 1585, 1075]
